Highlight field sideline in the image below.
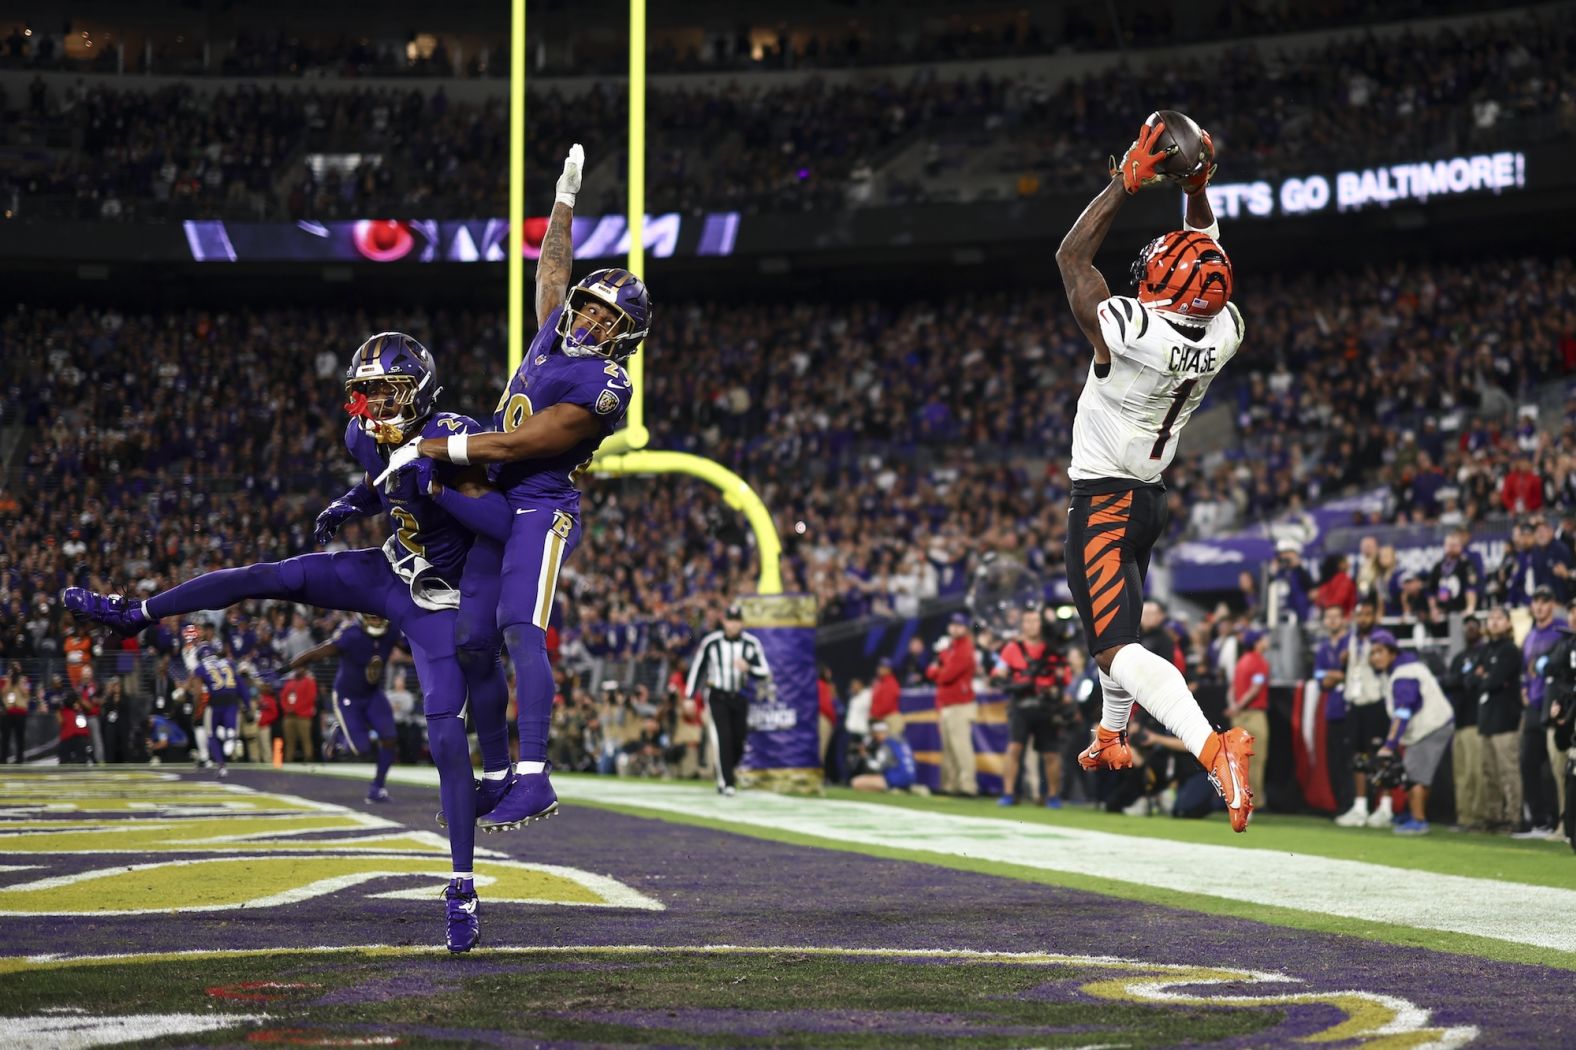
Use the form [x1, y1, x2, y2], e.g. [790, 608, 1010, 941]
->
[1, 766, 1572, 1048]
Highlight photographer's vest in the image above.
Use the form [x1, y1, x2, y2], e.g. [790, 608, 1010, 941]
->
[1383, 660, 1454, 746]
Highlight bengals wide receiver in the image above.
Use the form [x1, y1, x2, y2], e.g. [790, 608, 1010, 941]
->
[1054, 112, 1255, 832]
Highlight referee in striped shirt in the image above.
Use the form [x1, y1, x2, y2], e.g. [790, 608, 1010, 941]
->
[687, 605, 772, 796]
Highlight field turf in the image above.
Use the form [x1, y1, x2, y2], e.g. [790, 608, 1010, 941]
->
[2, 766, 1571, 1048]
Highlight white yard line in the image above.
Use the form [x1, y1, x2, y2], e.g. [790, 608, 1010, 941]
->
[556, 778, 1576, 954]
[289, 766, 1576, 953]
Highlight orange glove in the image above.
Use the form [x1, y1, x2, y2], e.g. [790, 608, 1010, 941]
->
[1110, 118, 1176, 195]
[1176, 129, 1217, 196]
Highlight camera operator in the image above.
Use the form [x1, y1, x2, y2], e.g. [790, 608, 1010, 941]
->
[992, 602, 1073, 808]
[850, 720, 921, 794]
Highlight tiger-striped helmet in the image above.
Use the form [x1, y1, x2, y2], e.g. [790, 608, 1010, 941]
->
[1131, 231, 1233, 318]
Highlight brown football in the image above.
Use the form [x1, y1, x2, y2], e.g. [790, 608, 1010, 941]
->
[1149, 109, 1208, 179]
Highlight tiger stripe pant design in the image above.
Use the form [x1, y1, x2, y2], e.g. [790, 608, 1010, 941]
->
[1065, 484, 1168, 654]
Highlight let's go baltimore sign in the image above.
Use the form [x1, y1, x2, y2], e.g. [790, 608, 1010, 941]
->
[1197, 150, 1526, 221]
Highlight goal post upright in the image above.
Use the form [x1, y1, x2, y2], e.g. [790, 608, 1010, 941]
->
[580, 0, 785, 595]
[506, 0, 782, 593]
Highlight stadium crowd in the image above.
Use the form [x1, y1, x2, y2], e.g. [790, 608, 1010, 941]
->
[0, 1, 1529, 79]
[2, 252, 1572, 642]
[4, 8, 1572, 220]
[0, 248, 1572, 834]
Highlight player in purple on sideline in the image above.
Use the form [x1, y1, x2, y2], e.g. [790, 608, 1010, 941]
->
[289, 613, 401, 803]
[62, 333, 511, 953]
[378, 142, 650, 833]
[181, 624, 250, 779]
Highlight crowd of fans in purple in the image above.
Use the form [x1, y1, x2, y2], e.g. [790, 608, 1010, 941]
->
[0, 264, 1572, 830]
[2, 8, 1571, 220]
[2, 250, 1572, 666]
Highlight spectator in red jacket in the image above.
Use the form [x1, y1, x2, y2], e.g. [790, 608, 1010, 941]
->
[77, 666, 103, 767]
[1316, 554, 1358, 617]
[278, 666, 319, 763]
[870, 659, 903, 737]
[2, 668, 30, 764]
[57, 695, 92, 764]
[1227, 629, 1272, 808]
[927, 613, 978, 796]
[1501, 456, 1545, 514]
[817, 666, 839, 770]
[255, 687, 280, 764]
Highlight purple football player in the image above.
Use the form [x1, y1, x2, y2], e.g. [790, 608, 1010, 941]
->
[182, 625, 249, 778]
[378, 142, 648, 834]
[288, 613, 401, 803]
[63, 333, 509, 953]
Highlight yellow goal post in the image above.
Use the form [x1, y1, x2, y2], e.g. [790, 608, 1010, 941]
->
[506, 0, 784, 595]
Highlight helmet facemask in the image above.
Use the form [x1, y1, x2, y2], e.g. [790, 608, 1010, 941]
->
[345, 375, 424, 445]
[557, 288, 636, 360]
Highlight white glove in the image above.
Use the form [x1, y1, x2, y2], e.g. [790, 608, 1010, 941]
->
[556, 143, 584, 207]
[374, 438, 423, 488]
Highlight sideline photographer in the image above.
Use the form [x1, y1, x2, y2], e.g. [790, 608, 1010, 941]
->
[992, 602, 1074, 807]
[850, 720, 922, 794]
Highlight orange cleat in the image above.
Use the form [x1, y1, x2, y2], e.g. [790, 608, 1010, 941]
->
[1203, 727, 1255, 832]
[1077, 725, 1134, 771]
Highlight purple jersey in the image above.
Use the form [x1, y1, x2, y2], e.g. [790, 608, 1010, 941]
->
[489, 304, 631, 512]
[195, 653, 248, 705]
[345, 411, 488, 605]
[331, 621, 398, 699]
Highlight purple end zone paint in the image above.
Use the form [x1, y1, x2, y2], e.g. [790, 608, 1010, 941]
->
[3, 768, 1571, 1047]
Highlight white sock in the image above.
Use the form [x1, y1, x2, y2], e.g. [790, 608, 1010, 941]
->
[451, 870, 473, 882]
[1350, 797, 1368, 813]
[1109, 644, 1215, 758]
[514, 760, 546, 775]
[1098, 670, 1134, 733]
[481, 769, 509, 780]
[1373, 795, 1393, 812]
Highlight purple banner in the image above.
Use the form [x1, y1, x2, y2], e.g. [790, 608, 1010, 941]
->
[1168, 537, 1279, 592]
[739, 595, 820, 784]
[182, 211, 740, 263]
[896, 686, 1009, 796]
[1168, 487, 1393, 592]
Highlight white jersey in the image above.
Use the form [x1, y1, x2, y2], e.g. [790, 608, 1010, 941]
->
[1069, 295, 1245, 484]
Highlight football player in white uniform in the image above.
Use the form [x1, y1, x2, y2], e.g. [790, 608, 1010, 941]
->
[1054, 115, 1256, 832]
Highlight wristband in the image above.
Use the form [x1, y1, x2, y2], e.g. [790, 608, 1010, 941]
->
[1183, 217, 1221, 241]
[447, 434, 471, 466]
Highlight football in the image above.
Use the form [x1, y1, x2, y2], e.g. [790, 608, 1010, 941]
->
[1150, 109, 1209, 179]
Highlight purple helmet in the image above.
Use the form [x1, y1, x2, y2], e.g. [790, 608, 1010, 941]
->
[343, 332, 443, 445]
[556, 268, 651, 361]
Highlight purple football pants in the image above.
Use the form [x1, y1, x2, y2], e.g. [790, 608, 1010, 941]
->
[202, 700, 240, 767]
[487, 506, 581, 766]
[144, 547, 489, 873]
[330, 689, 398, 789]
[455, 536, 510, 773]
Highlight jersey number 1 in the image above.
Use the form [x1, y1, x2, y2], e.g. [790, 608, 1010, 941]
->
[1150, 379, 1197, 459]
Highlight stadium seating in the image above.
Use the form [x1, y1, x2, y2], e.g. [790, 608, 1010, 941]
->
[2, 253, 1570, 684]
[3, 8, 1571, 220]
